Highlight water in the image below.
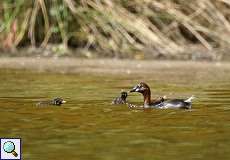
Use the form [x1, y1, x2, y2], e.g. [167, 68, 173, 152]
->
[0, 68, 230, 160]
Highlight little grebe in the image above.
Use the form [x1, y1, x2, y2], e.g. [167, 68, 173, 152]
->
[36, 97, 66, 106]
[130, 82, 194, 109]
[111, 91, 128, 105]
[127, 96, 166, 109]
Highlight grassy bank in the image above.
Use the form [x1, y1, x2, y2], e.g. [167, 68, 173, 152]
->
[1, 0, 230, 60]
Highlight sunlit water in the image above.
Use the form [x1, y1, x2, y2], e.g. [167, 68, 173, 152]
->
[0, 68, 230, 160]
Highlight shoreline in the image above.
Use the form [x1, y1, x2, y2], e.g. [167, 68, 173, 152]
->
[0, 57, 229, 75]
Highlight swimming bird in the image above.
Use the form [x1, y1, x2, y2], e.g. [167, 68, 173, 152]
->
[111, 91, 128, 105]
[36, 97, 66, 106]
[130, 82, 194, 109]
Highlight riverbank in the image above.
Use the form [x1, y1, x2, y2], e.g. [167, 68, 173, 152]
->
[0, 57, 229, 75]
[1, 45, 230, 61]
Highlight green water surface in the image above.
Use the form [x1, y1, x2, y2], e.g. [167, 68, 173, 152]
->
[0, 68, 230, 160]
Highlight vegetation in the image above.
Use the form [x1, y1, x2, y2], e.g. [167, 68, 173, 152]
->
[1, 0, 230, 59]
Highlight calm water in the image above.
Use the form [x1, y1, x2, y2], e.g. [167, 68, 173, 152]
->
[0, 68, 230, 160]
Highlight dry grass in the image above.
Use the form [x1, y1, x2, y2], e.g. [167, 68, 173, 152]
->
[0, 0, 230, 59]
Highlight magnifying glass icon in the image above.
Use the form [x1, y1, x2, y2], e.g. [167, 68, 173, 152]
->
[3, 141, 18, 157]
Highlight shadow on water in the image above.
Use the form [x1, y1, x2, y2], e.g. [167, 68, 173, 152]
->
[0, 68, 230, 160]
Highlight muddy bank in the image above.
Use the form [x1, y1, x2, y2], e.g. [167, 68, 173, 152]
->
[0, 57, 229, 75]
[1, 45, 230, 61]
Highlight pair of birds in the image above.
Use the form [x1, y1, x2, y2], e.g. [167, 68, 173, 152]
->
[112, 82, 195, 109]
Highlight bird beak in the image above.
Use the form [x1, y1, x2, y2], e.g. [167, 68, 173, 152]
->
[62, 100, 66, 103]
[129, 85, 138, 93]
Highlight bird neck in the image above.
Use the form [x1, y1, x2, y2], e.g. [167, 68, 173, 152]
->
[143, 90, 151, 105]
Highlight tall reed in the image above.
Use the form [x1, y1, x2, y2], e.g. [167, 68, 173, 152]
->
[0, 0, 230, 58]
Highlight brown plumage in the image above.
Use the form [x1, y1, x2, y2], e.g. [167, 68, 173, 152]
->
[130, 82, 165, 107]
